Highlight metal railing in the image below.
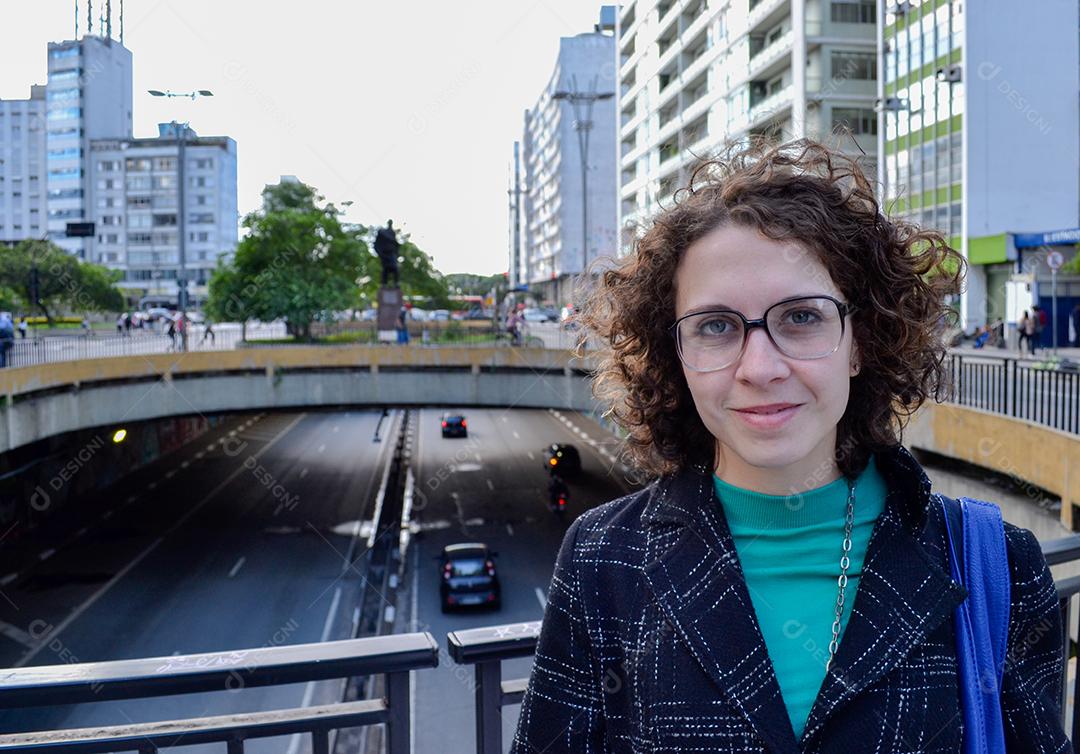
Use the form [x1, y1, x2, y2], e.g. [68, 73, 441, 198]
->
[946, 353, 1080, 435]
[0, 632, 439, 754]
[5, 537, 1079, 754]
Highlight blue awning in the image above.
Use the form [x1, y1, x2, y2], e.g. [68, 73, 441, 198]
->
[1013, 227, 1080, 248]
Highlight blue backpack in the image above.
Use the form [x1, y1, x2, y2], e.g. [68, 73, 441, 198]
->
[940, 495, 1010, 754]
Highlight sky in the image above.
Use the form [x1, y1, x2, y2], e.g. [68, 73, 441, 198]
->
[0, 1, 608, 276]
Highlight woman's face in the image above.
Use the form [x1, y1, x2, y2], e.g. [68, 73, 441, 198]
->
[673, 223, 859, 494]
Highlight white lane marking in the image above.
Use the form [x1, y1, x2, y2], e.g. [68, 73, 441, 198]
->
[38, 549, 55, 562]
[15, 413, 310, 669]
[501, 416, 507, 422]
[512, 430, 520, 439]
[0, 573, 17, 587]
[75, 527, 88, 538]
[126, 495, 137, 504]
[228, 556, 246, 578]
[300, 468, 309, 479]
[180, 461, 190, 469]
[527, 451, 535, 460]
[287, 584, 343, 754]
[534, 587, 548, 610]
[102, 510, 114, 520]
[164, 470, 176, 479]
[486, 479, 494, 491]
[333, 425, 339, 433]
[317, 444, 326, 453]
[206, 444, 215, 452]
[147, 481, 158, 490]
[506, 523, 514, 536]
[384, 605, 395, 624]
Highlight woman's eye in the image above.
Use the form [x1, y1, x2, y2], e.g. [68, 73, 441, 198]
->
[786, 309, 821, 325]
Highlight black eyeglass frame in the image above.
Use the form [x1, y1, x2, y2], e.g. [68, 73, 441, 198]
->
[669, 294, 857, 373]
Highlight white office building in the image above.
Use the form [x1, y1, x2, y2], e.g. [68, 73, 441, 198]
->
[879, 0, 1080, 336]
[519, 29, 617, 306]
[89, 125, 238, 304]
[45, 34, 133, 260]
[617, 0, 878, 251]
[0, 86, 47, 243]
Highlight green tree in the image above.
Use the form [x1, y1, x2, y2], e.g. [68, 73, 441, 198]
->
[0, 240, 123, 325]
[208, 181, 374, 341]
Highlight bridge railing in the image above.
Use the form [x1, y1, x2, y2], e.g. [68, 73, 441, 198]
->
[0, 632, 438, 754]
[4, 538, 1079, 753]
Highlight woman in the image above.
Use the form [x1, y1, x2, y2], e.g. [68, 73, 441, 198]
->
[511, 140, 1066, 752]
[1018, 310, 1031, 355]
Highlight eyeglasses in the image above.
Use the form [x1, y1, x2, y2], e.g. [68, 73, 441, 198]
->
[671, 295, 855, 373]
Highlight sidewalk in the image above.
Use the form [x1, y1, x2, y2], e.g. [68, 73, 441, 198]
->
[949, 343, 1080, 362]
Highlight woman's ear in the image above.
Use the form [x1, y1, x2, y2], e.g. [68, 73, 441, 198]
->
[849, 342, 861, 377]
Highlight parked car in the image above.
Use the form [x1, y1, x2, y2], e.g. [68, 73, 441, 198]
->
[540, 306, 559, 322]
[360, 308, 378, 321]
[522, 308, 548, 323]
[439, 543, 500, 611]
[543, 443, 581, 477]
[463, 309, 490, 321]
[430, 309, 450, 321]
[407, 308, 429, 322]
[441, 413, 468, 438]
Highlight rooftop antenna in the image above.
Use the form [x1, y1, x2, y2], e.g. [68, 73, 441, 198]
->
[120, 0, 124, 43]
[99, 3, 104, 36]
[75, 0, 78, 38]
[106, 0, 112, 39]
[87, 0, 92, 38]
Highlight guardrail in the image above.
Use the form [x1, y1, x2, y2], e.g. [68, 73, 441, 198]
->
[4, 536, 1079, 753]
[0, 632, 439, 754]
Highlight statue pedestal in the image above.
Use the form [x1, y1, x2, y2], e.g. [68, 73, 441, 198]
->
[377, 286, 401, 343]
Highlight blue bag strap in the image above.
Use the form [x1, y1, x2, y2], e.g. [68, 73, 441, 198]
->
[940, 495, 1011, 754]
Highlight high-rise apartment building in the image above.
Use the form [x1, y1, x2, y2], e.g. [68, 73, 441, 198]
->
[617, 0, 879, 249]
[89, 125, 238, 305]
[0, 86, 47, 243]
[519, 29, 617, 305]
[45, 34, 133, 260]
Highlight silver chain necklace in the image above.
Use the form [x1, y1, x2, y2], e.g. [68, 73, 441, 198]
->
[826, 479, 856, 672]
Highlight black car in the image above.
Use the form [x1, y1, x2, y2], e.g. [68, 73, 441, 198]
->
[544, 443, 581, 476]
[441, 413, 467, 438]
[439, 543, 500, 612]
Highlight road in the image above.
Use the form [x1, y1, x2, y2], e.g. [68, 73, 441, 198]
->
[0, 409, 395, 754]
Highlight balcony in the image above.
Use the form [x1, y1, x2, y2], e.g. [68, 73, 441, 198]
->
[748, 82, 794, 126]
[748, 27, 794, 82]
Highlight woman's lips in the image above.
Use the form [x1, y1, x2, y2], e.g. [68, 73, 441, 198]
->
[731, 404, 802, 429]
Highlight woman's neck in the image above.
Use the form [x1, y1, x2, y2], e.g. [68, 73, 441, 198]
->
[713, 446, 843, 495]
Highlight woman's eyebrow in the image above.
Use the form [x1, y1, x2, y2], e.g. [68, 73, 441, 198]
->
[680, 294, 833, 317]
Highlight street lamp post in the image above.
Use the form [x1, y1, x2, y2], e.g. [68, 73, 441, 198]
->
[147, 89, 213, 351]
[553, 77, 613, 307]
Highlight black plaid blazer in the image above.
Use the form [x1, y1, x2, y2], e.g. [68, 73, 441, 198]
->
[512, 444, 1070, 753]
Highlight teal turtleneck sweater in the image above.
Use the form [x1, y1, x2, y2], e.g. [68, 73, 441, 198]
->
[712, 456, 888, 740]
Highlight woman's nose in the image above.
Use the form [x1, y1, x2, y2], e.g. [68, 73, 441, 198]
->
[733, 326, 790, 382]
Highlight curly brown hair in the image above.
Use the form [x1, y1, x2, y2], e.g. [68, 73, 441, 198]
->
[576, 137, 966, 480]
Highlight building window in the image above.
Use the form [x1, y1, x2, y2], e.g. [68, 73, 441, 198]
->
[153, 175, 176, 189]
[832, 107, 877, 135]
[153, 213, 178, 227]
[188, 212, 215, 224]
[128, 196, 152, 209]
[831, 50, 876, 80]
[830, 0, 875, 23]
[125, 158, 152, 172]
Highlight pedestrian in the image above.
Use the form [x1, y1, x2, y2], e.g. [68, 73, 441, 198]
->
[396, 306, 410, 344]
[0, 313, 13, 368]
[166, 317, 177, 350]
[123, 312, 133, 337]
[201, 318, 215, 345]
[116, 313, 125, 335]
[1028, 305, 1041, 354]
[80, 317, 90, 337]
[1070, 302, 1080, 348]
[512, 138, 1067, 752]
[1018, 310, 1031, 354]
[17, 317, 27, 339]
[1031, 303, 1047, 352]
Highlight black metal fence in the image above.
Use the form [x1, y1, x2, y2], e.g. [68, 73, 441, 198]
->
[4, 537, 1080, 753]
[946, 353, 1080, 435]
